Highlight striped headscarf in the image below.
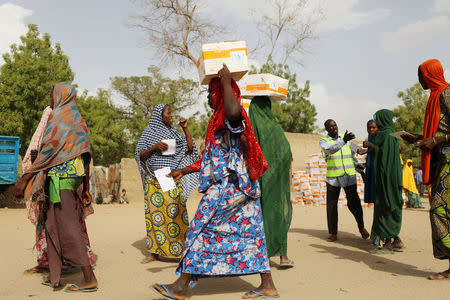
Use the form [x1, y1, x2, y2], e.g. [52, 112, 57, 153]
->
[134, 104, 199, 202]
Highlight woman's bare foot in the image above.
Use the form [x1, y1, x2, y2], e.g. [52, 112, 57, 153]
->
[141, 254, 157, 264]
[393, 237, 405, 249]
[243, 272, 278, 299]
[383, 239, 394, 252]
[279, 255, 294, 268]
[428, 270, 450, 280]
[242, 285, 278, 299]
[76, 278, 98, 289]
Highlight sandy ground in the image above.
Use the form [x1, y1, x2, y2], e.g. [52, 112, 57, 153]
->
[2, 192, 450, 300]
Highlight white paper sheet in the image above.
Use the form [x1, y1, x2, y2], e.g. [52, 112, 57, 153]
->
[349, 142, 360, 153]
[154, 167, 176, 192]
[390, 131, 414, 140]
[161, 139, 176, 155]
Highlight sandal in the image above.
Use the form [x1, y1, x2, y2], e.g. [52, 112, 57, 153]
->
[65, 283, 98, 292]
[150, 284, 185, 300]
[279, 259, 294, 269]
[242, 290, 280, 299]
[41, 277, 62, 289]
[428, 272, 450, 280]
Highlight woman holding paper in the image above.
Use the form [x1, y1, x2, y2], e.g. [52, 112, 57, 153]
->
[151, 65, 278, 299]
[368, 109, 404, 251]
[135, 104, 199, 261]
[402, 59, 450, 279]
[248, 95, 294, 268]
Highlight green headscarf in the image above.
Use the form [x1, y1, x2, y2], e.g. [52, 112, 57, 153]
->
[249, 96, 293, 257]
[371, 109, 403, 239]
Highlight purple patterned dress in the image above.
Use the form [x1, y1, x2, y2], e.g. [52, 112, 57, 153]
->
[176, 120, 270, 282]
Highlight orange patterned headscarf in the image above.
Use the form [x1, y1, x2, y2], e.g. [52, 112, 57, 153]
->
[23, 82, 90, 205]
[420, 59, 450, 184]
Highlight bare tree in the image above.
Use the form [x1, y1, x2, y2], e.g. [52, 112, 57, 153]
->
[130, 0, 227, 67]
[253, 0, 322, 65]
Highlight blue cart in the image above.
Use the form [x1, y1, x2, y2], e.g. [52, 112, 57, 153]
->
[0, 136, 21, 186]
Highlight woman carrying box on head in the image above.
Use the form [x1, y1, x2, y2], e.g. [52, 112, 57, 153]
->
[135, 103, 199, 262]
[151, 64, 278, 300]
[248, 95, 294, 268]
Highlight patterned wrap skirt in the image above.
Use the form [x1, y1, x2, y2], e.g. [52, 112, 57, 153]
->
[430, 141, 450, 259]
[176, 174, 270, 283]
[144, 175, 189, 258]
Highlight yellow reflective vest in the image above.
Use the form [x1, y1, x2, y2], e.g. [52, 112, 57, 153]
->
[321, 134, 356, 178]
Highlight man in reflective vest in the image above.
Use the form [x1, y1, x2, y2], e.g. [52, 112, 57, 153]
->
[319, 119, 369, 242]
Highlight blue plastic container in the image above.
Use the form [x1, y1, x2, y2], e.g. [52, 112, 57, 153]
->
[0, 136, 21, 185]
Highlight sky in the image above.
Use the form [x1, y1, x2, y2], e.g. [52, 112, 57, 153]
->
[1, 0, 449, 138]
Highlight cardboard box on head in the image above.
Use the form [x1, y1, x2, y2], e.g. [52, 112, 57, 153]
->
[197, 41, 248, 85]
[238, 73, 289, 101]
[241, 98, 251, 114]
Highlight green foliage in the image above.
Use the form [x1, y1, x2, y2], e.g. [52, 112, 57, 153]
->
[0, 24, 74, 155]
[393, 82, 429, 167]
[111, 66, 201, 145]
[77, 89, 133, 165]
[249, 57, 317, 133]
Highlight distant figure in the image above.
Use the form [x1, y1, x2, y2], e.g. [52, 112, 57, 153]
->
[119, 188, 128, 204]
[95, 192, 104, 204]
[403, 160, 423, 208]
[369, 109, 404, 251]
[319, 119, 369, 242]
[21, 106, 52, 274]
[363, 119, 378, 204]
[403, 59, 450, 279]
[414, 168, 424, 196]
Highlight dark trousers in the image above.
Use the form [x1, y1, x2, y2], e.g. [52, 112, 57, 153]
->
[326, 183, 364, 235]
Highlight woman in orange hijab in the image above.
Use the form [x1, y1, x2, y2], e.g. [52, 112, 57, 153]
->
[403, 59, 450, 279]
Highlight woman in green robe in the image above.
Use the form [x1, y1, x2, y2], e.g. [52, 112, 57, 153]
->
[249, 96, 294, 267]
[370, 109, 404, 251]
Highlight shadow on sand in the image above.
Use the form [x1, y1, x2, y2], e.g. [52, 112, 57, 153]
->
[189, 276, 257, 297]
[290, 227, 432, 278]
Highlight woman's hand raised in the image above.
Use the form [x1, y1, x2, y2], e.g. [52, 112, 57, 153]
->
[179, 118, 188, 129]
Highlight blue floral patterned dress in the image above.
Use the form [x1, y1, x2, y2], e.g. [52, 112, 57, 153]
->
[176, 120, 270, 281]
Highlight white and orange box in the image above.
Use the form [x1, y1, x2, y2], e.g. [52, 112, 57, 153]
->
[197, 41, 248, 85]
[240, 98, 251, 114]
[239, 73, 289, 101]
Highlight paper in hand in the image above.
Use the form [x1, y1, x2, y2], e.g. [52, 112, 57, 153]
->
[349, 142, 360, 153]
[390, 131, 414, 140]
[154, 167, 176, 192]
[161, 139, 176, 155]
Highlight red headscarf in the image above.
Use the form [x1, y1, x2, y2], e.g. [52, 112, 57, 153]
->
[202, 77, 268, 181]
[421, 59, 450, 184]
